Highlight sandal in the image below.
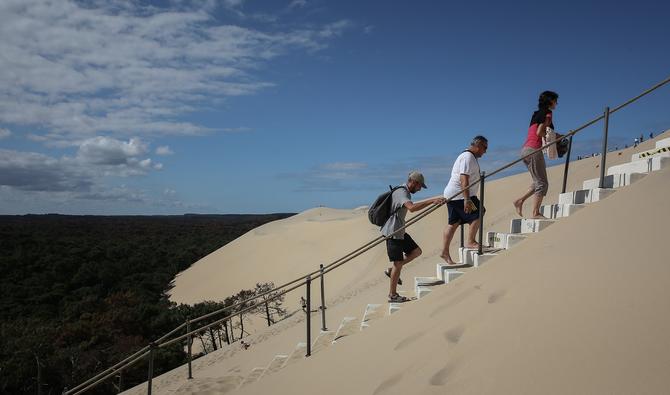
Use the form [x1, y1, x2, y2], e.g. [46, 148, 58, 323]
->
[388, 293, 410, 303]
[384, 268, 402, 285]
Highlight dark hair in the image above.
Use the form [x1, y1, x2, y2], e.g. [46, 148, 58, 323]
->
[471, 135, 488, 146]
[538, 90, 559, 110]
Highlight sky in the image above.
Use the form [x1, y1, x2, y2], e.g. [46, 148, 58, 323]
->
[1, 0, 669, 215]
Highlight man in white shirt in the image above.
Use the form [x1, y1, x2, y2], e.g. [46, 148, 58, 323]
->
[441, 136, 488, 265]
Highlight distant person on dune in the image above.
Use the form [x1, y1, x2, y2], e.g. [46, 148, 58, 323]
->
[381, 171, 445, 303]
[440, 136, 488, 266]
[513, 91, 558, 219]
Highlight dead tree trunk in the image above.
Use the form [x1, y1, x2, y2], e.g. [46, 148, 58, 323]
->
[209, 327, 218, 351]
[223, 320, 230, 345]
[265, 301, 272, 327]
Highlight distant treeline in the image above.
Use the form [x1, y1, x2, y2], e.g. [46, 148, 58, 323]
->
[0, 213, 294, 394]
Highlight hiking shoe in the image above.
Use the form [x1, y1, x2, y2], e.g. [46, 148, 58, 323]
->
[388, 293, 410, 303]
[384, 268, 402, 285]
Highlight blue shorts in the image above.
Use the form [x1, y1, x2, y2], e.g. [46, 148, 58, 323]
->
[447, 196, 485, 225]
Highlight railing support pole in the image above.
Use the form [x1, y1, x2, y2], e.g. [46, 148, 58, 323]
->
[459, 224, 464, 248]
[319, 264, 327, 331]
[117, 369, 124, 394]
[36, 355, 42, 395]
[305, 275, 312, 357]
[599, 107, 610, 188]
[561, 135, 573, 194]
[147, 342, 156, 395]
[186, 318, 193, 380]
[477, 171, 486, 256]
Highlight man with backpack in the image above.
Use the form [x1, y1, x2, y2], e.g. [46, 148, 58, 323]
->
[441, 136, 488, 266]
[374, 171, 445, 303]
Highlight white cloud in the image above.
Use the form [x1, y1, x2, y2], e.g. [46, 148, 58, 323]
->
[221, 127, 253, 133]
[0, 128, 11, 139]
[76, 136, 148, 166]
[0, 0, 353, 145]
[156, 145, 174, 155]
[288, 0, 308, 9]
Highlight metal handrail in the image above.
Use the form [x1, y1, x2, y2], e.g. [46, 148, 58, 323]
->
[64, 74, 670, 394]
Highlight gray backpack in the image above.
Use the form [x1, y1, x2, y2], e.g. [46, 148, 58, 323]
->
[368, 185, 407, 226]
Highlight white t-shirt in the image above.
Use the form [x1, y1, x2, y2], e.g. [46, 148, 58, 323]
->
[443, 151, 480, 200]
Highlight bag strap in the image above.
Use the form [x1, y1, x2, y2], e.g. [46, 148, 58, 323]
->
[389, 184, 409, 216]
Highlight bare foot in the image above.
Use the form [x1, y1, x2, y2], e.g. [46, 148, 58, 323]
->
[513, 200, 523, 216]
[464, 242, 481, 249]
[440, 254, 458, 265]
[531, 214, 547, 219]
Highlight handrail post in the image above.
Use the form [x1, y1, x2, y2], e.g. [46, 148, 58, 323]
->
[186, 318, 193, 379]
[459, 224, 464, 248]
[305, 275, 312, 357]
[319, 264, 327, 331]
[117, 369, 124, 394]
[147, 342, 156, 395]
[598, 107, 610, 188]
[561, 135, 573, 194]
[477, 171, 486, 256]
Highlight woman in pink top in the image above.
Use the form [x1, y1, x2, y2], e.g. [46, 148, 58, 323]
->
[513, 91, 558, 218]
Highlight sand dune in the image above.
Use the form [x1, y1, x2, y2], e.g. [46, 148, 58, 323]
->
[121, 131, 669, 395]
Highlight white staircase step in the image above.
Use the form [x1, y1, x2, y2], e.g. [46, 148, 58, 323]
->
[332, 317, 359, 343]
[458, 246, 499, 265]
[312, 331, 336, 353]
[239, 367, 265, 387]
[632, 146, 670, 161]
[655, 137, 670, 149]
[538, 203, 585, 219]
[416, 286, 433, 299]
[360, 304, 386, 330]
[259, 355, 288, 379]
[582, 172, 646, 190]
[283, 343, 307, 367]
[389, 303, 402, 315]
[510, 218, 556, 234]
[607, 156, 670, 176]
[436, 264, 465, 282]
[414, 277, 443, 298]
[487, 231, 527, 249]
[558, 188, 616, 205]
[474, 252, 498, 268]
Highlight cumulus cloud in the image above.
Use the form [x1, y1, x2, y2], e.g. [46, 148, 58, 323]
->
[0, 128, 11, 139]
[76, 137, 148, 166]
[0, 149, 92, 192]
[0, 0, 353, 145]
[156, 145, 174, 155]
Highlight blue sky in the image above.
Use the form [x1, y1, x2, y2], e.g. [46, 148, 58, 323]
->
[1, 0, 669, 214]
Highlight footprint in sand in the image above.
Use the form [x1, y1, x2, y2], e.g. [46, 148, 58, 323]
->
[488, 289, 507, 304]
[372, 372, 404, 395]
[444, 325, 465, 344]
[429, 288, 476, 318]
[393, 331, 426, 351]
[429, 363, 452, 386]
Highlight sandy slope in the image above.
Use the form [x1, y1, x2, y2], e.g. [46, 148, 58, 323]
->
[121, 132, 668, 395]
[235, 142, 670, 395]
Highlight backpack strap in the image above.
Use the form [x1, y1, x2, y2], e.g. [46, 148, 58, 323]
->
[389, 185, 409, 216]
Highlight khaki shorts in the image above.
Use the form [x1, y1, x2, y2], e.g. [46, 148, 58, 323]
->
[522, 147, 548, 196]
